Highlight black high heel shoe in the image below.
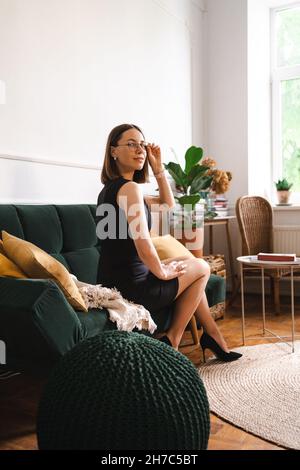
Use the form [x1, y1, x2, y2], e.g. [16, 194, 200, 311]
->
[158, 335, 172, 347]
[200, 331, 242, 363]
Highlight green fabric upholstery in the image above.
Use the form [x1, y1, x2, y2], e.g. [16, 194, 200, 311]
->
[55, 205, 99, 284]
[0, 203, 226, 370]
[88, 205, 101, 248]
[0, 205, 24, 239]
[63, 248, 100, 284]
[15, 205, 63, 253]
[76, 308, 116, 339]
[55, 205, 97, 251]
[205, 273, 226, 307]
[49, 253, 70, 270]
[0, 277, 83, 370]
[37, 332, 210, 450]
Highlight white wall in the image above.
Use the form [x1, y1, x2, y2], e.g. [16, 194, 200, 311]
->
[204, 0, 248, 207]
[247, 0, 272, 198]
[0, 0, 205, 203]
[203, 0, 248, 286]
[190, 0, 207, 146]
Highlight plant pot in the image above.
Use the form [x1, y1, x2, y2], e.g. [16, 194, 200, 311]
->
[277, 190, 291, 204]
[169, 203, 204, 258]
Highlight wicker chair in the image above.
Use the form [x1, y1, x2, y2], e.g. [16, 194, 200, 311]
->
[235, 195, 291, 314]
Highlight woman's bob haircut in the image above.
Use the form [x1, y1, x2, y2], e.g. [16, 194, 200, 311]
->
[101, 123, 150, 184]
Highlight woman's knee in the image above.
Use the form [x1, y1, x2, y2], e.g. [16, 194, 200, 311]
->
[188, 258, 210, 280]
[175, 259, 210, 298]
[198, 259, 211, 278]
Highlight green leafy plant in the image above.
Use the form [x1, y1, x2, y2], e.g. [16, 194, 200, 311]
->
[274, 178, 293, 191]
[164, 146, 213, 210]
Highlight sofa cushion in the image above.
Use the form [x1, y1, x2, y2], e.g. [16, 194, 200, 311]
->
[75, 306, 174, 338]
[151, 234, 194, 260]
[50, 253, 70, 270]
[2, 231, 87, 312]
[64, 248, 100, 284]
[55, 205, 97, 252]
[75, 308, 116, 339]
[0, 252, 27, 278]
[53, 205, 99, 284]
[15, 205, 63, 253]
[0, 205, 24, 239]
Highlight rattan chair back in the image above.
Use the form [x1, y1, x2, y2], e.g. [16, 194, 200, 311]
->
[236, 196, 274, 256]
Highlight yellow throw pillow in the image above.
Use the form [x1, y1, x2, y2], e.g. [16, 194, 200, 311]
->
[1, 231, 87, 312]
[151, 234, 194, 260]
[0, 252, 27, 279]
[0, 239, 5, 255]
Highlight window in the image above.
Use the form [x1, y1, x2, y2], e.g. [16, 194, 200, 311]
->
[271, 4, 300, 201]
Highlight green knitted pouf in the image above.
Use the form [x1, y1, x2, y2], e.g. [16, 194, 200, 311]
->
[37, 331, 210, 450]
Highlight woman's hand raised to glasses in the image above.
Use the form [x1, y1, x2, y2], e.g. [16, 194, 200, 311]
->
[146, 143, 164, 175]
[158, 261, 187, 281]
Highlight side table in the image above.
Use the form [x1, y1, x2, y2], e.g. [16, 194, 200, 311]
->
[237, 255, 300, 353]
[205, 216, 236, 295]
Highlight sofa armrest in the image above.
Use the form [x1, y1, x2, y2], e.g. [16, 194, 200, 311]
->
[0, 277, 83, 370]
[205, 274, 226, 307]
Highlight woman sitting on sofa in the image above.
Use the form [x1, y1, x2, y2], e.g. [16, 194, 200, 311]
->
[96, 123, 241, 362]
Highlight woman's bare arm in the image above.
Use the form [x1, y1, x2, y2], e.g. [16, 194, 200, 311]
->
[117, 182, 185, 280]
[144, 172, 175, 211]
[145, 143, 175, 210]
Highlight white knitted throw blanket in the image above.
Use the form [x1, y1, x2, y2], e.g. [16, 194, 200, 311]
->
[70, 275, 157, 334]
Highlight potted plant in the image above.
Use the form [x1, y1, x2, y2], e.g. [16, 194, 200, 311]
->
[164, 146, 210, 257]
[164, 147, 232, 256]
[275, 178, 293, 204]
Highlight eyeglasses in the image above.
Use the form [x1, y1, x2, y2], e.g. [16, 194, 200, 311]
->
[115, 142, 149, 151]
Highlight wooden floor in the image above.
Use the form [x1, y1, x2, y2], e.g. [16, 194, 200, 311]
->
[1, 293, 299, 450]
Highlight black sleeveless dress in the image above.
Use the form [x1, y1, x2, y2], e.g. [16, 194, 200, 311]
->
[96, 177, 179, 312]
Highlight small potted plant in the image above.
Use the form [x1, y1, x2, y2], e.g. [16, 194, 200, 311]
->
[275, 178, 293, 204]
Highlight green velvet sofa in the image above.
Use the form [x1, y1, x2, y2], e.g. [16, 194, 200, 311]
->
[0, 204, 225, 371]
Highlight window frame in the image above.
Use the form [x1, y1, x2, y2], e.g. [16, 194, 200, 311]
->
[271, 3, 300, 203]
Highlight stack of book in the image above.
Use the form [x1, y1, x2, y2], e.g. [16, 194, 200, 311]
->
[257, 253, 296, 262]
[213, 195, 228, 217]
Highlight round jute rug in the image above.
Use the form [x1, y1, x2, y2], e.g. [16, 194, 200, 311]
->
[198, 341, 300, 449]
